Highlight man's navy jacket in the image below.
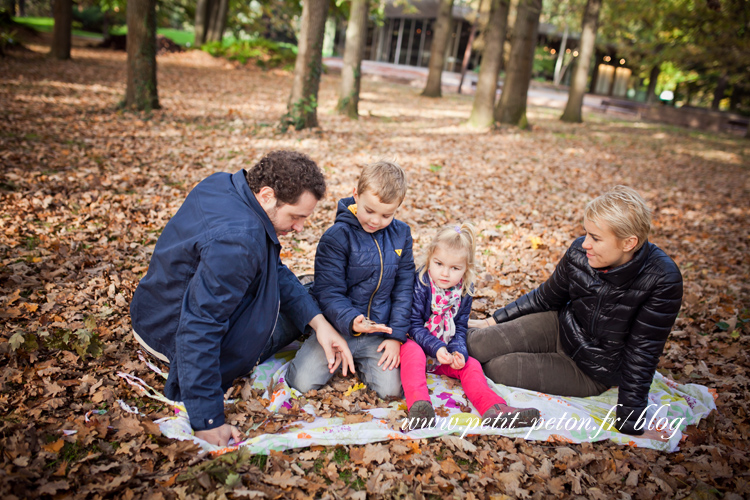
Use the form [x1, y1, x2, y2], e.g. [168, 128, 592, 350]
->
[130, 170, 320, 431]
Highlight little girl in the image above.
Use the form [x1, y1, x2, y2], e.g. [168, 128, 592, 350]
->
[400, 223, 540, 429]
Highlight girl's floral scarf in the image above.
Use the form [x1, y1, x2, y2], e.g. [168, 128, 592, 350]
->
[425, 275, 463, 343]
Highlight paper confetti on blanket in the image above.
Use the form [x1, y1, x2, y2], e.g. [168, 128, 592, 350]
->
[118, 342, 716, 455]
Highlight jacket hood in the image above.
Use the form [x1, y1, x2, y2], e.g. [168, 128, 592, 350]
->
[335, 196, 363, 229]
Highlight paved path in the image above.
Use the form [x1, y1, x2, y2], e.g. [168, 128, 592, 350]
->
[324, 57, 614, 112]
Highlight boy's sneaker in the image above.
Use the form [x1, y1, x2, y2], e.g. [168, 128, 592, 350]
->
[403, 400, 436, 431]
[482, 403, 540, 428]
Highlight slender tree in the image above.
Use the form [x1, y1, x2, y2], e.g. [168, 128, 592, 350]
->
[50, 0, 72, 60]
[337, 0, 369, 118]
[560, 0, 602, 123]
[195, 0, 229, 45]
[422, 0, 454, 97]
[124, 0, 160, 111]
[467, 0, 510, 128]
[494, 0, 541, 127]
[646, 64, 660, 103]
[285, 0, 329, 129]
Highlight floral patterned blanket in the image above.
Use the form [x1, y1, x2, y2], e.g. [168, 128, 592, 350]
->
[118, 342, 716, 456]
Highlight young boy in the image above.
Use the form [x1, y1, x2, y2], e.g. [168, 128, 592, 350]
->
[286, 160, 415, 398]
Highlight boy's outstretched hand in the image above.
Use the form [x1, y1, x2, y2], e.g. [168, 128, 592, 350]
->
[309, 314, 356, 376]
[377, 339, 401, 370]
[353, 314, 393, 335]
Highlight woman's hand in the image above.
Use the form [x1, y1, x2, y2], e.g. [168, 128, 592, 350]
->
[377, 339, 401, 370]
[467, 316, 496, 329]
[353, 314, 393, 335]
[450, 352, 465, 370]
[436, 347, 453, 365]
[639, 428, 671, 442]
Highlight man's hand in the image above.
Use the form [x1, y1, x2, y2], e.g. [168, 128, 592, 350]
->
[436, 347, 453, 365]
[352, 314, 393, 335]
[468, 316, 496, 329]
[377, 339, 401, 370]
[194, 424, 243, 447]
[450, 352, 465, 370]
[310, 314, 356, 376]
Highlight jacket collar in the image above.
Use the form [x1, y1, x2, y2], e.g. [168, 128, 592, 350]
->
[596, 240, 651, 287]
[232, 170, 279, 246]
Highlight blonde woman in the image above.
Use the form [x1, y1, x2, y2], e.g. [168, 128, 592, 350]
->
[467, 186, 683, 442]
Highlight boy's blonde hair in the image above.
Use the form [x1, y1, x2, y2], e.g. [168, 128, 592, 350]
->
[418, 223, 476, 296]
[357, 160, 408, 205]
[585, 185, 651, 251]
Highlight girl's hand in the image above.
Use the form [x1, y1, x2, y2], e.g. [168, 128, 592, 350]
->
[468, 316, 496, 329]
[436, 347, 453, 365]
[377, 339, 401, 370]
[353, 314, 392, 335]
[450, 352, 465, 370]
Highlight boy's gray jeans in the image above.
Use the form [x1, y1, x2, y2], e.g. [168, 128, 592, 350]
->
[466, 311, 608, 397]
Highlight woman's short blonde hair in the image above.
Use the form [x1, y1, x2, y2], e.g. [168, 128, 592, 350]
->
[418, 223, 476, 296]
[357, 160, 408, 205]
[585, 185, 651, 251]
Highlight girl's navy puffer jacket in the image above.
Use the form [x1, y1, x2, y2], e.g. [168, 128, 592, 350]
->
[409, 271, 471, 362]
[492, 237, 683, 435]
[312, 197, 415, 342]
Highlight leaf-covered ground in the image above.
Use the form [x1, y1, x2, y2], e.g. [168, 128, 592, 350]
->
[1, 42, 749, 499]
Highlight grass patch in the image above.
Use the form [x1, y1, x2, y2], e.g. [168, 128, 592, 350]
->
[109, 25, 194, 47]
[13, 16, 103, 39]
[202, 38, 297, 69]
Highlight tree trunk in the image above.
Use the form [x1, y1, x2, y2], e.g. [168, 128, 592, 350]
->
[560, 0, 602, 123]
[745, 120, 749, 139]
[206, 0, 228, 43]
[553, 24, 568, 85]
[494, 0, 541, 128]
[17, 0, 24, 17]
[457, 0, 484, 94]
[712, 72, 727, 110]
[285, 0, 329, 130]
[646, 64, 660, 103]
[337, 0, 369, 119]
[124, 0, 160, 111]
[50, 0, 72, 60]
[422, 0, 454, 97]
[194, 0, 209, 46]
[467, 0, 510, 128]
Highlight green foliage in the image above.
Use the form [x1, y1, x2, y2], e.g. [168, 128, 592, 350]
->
[227, 0, 300, 44]
[203, 38, 296, 69]
[533, 46, 556, 79]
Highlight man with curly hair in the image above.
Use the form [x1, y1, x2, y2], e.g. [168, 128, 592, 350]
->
[130, 151, 355, 447]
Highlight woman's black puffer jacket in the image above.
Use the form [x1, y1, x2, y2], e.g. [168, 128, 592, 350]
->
[492, 237, 683, 435]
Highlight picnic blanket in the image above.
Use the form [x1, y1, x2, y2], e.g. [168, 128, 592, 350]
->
[118, 342, 716, 455]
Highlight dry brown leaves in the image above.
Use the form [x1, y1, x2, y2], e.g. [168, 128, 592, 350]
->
[1, 41, 749, 500]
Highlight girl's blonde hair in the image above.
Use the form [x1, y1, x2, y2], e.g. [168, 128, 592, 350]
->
[418, 223, 476, 296]
[584, 185, 651, 251]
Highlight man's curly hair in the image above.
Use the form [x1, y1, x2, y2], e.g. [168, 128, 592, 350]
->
[246, 151, 326, 205]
